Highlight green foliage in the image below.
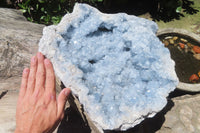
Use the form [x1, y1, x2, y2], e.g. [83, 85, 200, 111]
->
[18, 0, 103, 25]
[18, 0, 196, 25]
[157, 0, 183, 14]
[176, 0, 183, 13]
[18, 0, 73, 25]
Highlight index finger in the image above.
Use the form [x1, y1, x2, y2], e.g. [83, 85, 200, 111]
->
[19, 68, 30, 98]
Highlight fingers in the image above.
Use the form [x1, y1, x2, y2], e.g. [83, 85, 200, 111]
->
[35, 52, 45, 92]
[44, 59, 55, 95]
[27, 56, 37, 94]
[25, 52, 70, 120]
[19, 68, 30, 98]
[57, 88, 71, 118]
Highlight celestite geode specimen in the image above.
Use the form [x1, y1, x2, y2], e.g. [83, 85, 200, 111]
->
[39, 3, 178, 131]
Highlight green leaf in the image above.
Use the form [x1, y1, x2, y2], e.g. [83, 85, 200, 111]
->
[19, 9, 27, 13]
[38, 0, 45, 3]
[27, 17, 33, 22]
[97, 0, 103, 2]
[41, 7, 45, 12]
[42, 15, 50, 22]
[40, 16, 45, 20]
[36, 4, 39, 10]
[28, 7, 31, 14]
[176, 6, 182, 13]
[58, 4, 61, 11]
[18, 3, 25, 9]
[51, 16, 62, 25]
[25, 0, 31, 5]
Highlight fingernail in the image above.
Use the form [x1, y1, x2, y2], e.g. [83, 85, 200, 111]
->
[31, 56, 36, 63]
[23, 68, 29, 74]
[65, 89, 71, 96]
[37, 52, 43, 59]
[44, 59, 50, 65]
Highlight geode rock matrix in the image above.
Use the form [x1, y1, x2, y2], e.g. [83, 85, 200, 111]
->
[39, 3, 178, 131]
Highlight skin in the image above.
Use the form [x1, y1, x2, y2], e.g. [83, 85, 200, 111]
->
[15, 52, 71, 133]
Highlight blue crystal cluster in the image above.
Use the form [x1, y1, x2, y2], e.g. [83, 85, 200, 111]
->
[39, 3, 178, 131]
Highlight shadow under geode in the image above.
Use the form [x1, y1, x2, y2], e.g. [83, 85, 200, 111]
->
[57, 92, 92, 133]
[57, 97, 175, 133]
[57, 105, 91, 133]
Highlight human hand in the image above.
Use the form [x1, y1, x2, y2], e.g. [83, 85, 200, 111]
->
[15, 52, 71, 133]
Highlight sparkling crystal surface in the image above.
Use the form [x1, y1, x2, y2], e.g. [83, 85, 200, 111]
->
[39, 3, 179, 131]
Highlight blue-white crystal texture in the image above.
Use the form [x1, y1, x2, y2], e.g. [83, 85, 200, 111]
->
[39, 3, 179, 131]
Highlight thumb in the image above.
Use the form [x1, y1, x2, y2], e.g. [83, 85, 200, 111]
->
[57, 88, 71, 119]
